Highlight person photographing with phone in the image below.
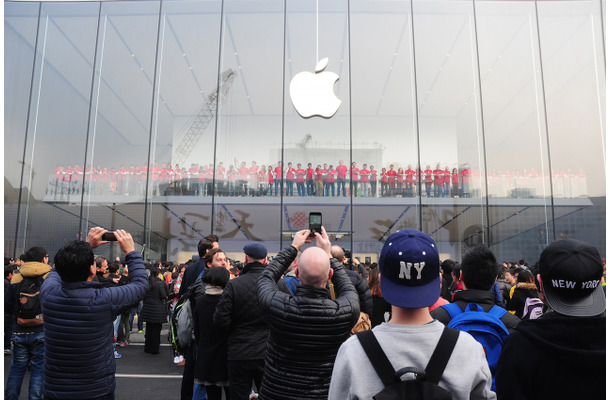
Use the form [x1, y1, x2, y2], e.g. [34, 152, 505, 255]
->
[257, 226, 360, 400]
[40, 228, 149, 400]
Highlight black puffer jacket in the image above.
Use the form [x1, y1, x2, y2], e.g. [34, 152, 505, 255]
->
[214, 262, 289, 361]
[346, 269, 373, 316]
[257, 246, 360, 400]
[140, 277, 169, 324]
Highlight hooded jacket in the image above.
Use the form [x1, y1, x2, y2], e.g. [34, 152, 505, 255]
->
[506, 282, 540, 318]
[496, 311, 605, 399]
[5, 261, 52, 334]
[257, 246, 360, 400]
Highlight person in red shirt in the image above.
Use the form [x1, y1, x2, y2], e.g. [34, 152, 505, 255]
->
[336, 160, 348, 197]
[460, 165, 472, 198]
[397, 167, 405, 197]
[205, 164, 214, 196]
[369, 165, 378, 197]
[359, 164, 370, 197]
[238, 162, 249, 196]
[197, 165, 206, 196]
[380, 167, 388, 197]
[386, 165, 397, 196]
[325, 165, 336, 197]
[306, 163, 315, 196]
[451, 168, 460, 197]
[433, 164, 444, 198]
[424, 165, 433, 197]
[285, 162, 296, 196]
[274, 162, 283, 197]
[405, 165, 416, 197]
[350, 162, 359, 197]
[443, 166, 451, 197]
[295, 163, 306, 197]
[315, 165, 324, 197]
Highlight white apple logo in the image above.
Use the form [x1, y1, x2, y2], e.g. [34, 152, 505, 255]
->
[290, 58, 341, 118]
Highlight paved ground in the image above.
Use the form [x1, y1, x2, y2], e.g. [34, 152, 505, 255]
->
[4, 324, 186, 399]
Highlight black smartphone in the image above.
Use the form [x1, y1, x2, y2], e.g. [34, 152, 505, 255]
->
[309, 212, 322, 236]
[102, 232, 117, 241]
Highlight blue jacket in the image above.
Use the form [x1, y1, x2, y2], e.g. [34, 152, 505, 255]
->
[40, 251, 148, 399]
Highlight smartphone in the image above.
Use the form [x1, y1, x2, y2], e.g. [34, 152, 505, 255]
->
[102, 232, 117, 241]
[309, 212, 322, 236]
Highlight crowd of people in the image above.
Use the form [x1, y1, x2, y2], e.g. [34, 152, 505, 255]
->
[48, 160, 588, 200]
[4, 226, 605, 399]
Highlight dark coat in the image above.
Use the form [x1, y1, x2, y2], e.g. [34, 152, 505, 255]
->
[213, 262, 272, 361]
[430, 289, 522, 333]
[496, 312, 605, 400]
[140, 277, 169, 324]
[194, 293, 228, 383]
[257, 246, 360, 400]
[40, 251, 148, 399]
[178, 258, 206, 298]
[346, 269, 373, 316]
[506, 282, 540, 318]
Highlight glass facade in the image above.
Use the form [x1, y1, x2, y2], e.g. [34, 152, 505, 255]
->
[5, 0, 605, 264]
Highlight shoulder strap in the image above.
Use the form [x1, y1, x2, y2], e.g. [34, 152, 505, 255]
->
[425, 327, 460, 384]
[356, 331, 395, 387]
[487, 305, 508, 319]
[196, 268, 205, 280]
[442, 302, 462, 319]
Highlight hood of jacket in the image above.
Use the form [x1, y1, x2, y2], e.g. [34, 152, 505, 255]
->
[516, 311, 605, 368]
[10, 261, 52, 283]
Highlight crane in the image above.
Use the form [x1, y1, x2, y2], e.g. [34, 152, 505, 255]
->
[172, 69, 237, 166]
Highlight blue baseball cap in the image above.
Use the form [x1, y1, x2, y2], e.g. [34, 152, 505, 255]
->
[379, 229, 441, 308]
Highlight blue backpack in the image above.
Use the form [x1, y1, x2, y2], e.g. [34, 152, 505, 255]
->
[441, 303, 509, 391]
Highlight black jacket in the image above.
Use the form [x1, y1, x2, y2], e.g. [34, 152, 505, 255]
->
[214, 262, 281, 361]
[178, 258, 206, 299]
[140, 277, 169, 324]
[506, 282, 540, 318]
[430, 289, 521, 333]
[346, 269, 373, 316]
[257, 246, 360, 400]
[496, 312, 605, 399]
[194, 293, 228, 383]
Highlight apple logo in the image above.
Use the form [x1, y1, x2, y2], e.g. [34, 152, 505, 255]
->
[290, 58, 341, 118]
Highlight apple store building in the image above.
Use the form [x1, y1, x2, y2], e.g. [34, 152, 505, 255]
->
[5, 0, 606, 265]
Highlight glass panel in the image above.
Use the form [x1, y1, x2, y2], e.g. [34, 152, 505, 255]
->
[350, 0, 419, 261]
[18, 3, 99, 257]
[84, 1, 161, 259]
[5, 2, 40, 258]
[476, 0, 553, 262]
[538, 0, 606, 256]
[213, 0, 285, 254]
[413, 0, 486, 260]
[148, 0, 222, 263]
[281, 0, 352, 252]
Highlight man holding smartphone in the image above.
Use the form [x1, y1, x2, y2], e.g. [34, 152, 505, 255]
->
[40, 228, 149, 400]
[257, 227, 360, 399]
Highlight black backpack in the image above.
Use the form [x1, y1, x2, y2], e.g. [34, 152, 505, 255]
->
[17, 276, 44, 327]
[356, 327, 459, 400]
